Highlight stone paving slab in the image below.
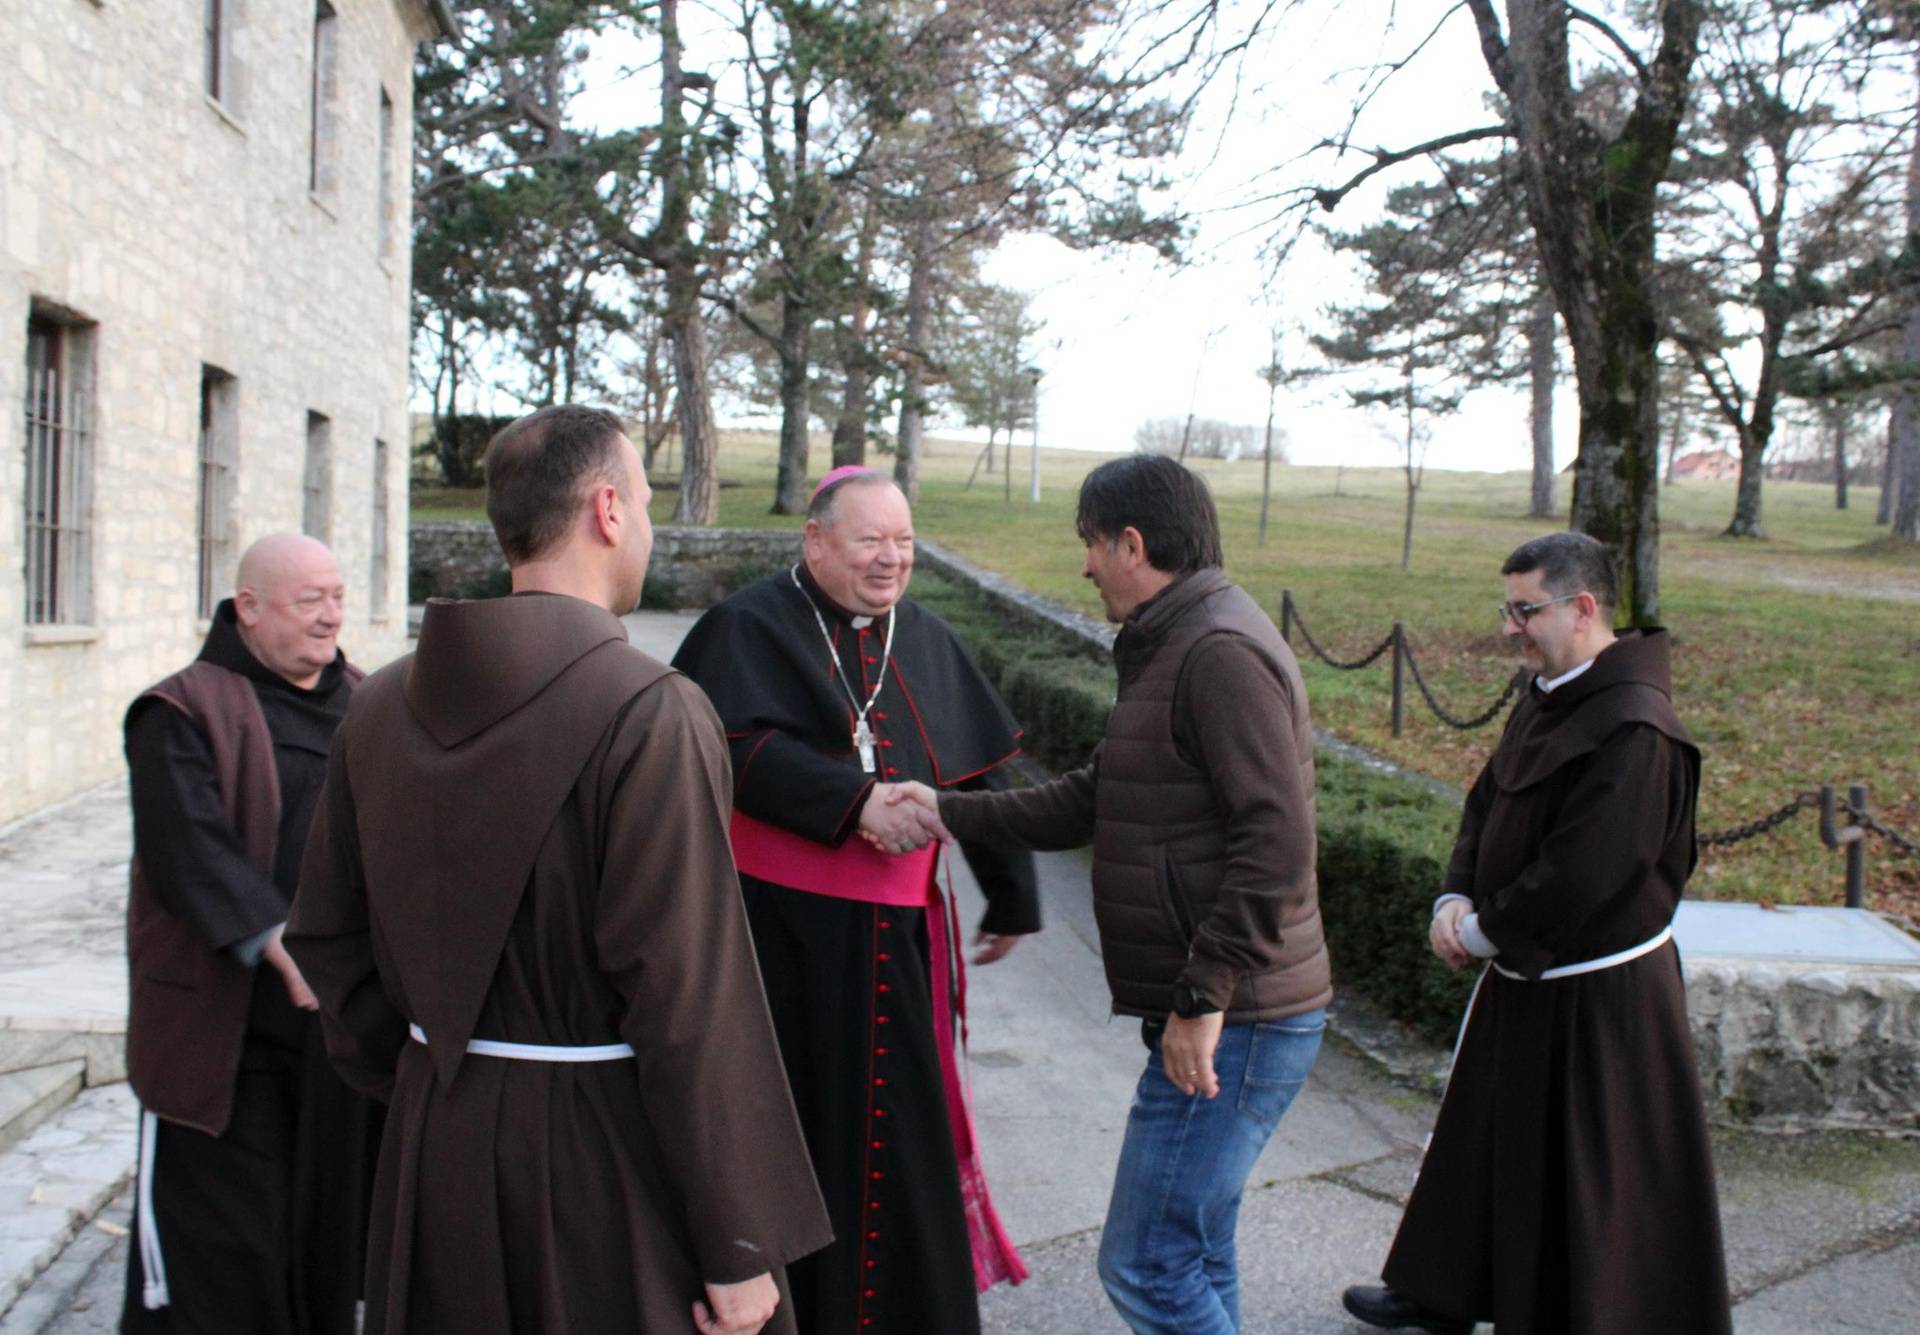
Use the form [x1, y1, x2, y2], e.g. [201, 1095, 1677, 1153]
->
[0, 784, 129, 1049]
[1677, 901, 1920, 966]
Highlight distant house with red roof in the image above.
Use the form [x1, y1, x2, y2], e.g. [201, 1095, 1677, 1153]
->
[1669, 450, 1741, 481]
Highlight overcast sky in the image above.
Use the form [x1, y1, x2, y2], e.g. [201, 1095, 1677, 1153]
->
[564, 1, 1606, 472]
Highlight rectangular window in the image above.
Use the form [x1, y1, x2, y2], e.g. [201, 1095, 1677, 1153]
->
[371, 438, 391, 618]
[204, 0, 225, 101]
[304, 411, 332, 541]
[22, 310, 97, 626]
[378, 88, 396, 255]
[309, 2, 339, 196]
[197, 367, 239, 619]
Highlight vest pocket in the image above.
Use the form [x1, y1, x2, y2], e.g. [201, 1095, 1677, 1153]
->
[1154, 852, 1196, 946]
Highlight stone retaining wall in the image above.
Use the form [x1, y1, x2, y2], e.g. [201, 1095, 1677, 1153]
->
[1686, 960, 1920, 1131]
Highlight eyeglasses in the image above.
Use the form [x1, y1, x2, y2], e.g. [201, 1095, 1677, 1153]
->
[1497, 592, 1584, 627]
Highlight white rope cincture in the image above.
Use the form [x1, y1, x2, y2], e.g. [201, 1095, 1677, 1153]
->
[1492, 924, 1673, 982]
[1415, 924, 1676, 1184]
[136, 1108, 170, 1310]
[407, 1023, 634, 1063]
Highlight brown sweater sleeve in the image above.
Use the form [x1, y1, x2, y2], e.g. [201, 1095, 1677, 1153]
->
[937, 751, 1100, 852]
[1172, 634, 1316, 1009]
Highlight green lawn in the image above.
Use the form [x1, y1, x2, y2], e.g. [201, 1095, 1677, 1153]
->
[414, 428, 1920, 915]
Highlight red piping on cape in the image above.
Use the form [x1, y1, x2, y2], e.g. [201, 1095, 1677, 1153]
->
[886, 657, 1023, 788]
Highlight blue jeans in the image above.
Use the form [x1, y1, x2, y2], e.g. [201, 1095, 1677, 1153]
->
[1096, 1011, 1326, 1334]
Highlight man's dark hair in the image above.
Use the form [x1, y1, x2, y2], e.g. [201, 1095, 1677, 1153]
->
[1501, 532, 1618, 612]
[483, 405, 629, 564]
[1074, 454, 1223, 574]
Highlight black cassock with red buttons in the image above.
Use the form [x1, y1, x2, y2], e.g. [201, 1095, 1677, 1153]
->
[673, 564, 1039, 1335]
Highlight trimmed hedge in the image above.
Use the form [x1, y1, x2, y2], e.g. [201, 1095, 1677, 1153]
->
[1314, 755, 1477, 1042]
[911, 567, 1477, 1044]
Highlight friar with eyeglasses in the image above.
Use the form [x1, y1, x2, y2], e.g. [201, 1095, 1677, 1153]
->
[1342, 531, 1732, 1335]
[669, 466, 1039, 1335]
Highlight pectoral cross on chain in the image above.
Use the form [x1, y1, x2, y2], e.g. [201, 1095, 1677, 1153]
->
[853, 720, 877, 773]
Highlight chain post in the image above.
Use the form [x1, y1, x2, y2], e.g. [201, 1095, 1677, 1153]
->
[1847, 783, 1868, 909]
[1390, 622, 1405, 738]
[1818, 784, 1838, 845]
[1281, 589, 1294, 647]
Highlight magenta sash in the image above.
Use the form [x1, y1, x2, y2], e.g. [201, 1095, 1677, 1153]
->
[728, 810, 1028, 1290]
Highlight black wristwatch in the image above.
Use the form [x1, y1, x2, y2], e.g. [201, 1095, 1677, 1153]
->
[1171, 981, 1221, 1019]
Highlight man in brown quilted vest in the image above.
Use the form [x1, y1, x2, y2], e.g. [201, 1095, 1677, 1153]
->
[120, 533, 372, 1335]
[908, 453, 1330, 1335]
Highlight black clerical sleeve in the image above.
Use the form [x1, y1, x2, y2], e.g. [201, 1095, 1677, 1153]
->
[730, 727, 876, 845]
[125, 699, 287, 953]
[952, 769, 1041, 935]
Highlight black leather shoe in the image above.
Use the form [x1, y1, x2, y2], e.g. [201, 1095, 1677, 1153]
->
[1341, 1284, 1475, 1334]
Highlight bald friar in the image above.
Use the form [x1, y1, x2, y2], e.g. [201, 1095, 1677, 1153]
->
[121, 533, 375, 1335]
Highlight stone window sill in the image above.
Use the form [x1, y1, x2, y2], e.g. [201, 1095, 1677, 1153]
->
[205, 95, 245, 136]
[25, 625, 100, 647]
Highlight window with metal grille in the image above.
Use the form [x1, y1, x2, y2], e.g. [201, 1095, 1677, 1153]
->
[304, 410, 332, 541]
[198, 368, 239, 619]
[204, 0, 225, 101]
[378, 88, 396, 256]
[22, 311, 96, 627]
[310, 2, 339, 196]
[371, 438, 391, 618]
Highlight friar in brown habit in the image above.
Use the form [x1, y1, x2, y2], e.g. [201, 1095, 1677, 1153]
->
[1343, 532, 1732, 1335]
[287, 405, 831, 1335]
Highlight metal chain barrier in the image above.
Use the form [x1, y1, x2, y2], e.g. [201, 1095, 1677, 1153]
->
[1287, 601, 1397, 672]
[1852, 805, 1920, 859]
[1698, 792, 1820, 848]
[1399, 635, 1526, 731]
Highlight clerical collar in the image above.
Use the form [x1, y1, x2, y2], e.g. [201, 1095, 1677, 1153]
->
[1536, 657, 1597, 694]
[793, 560, 887, 629]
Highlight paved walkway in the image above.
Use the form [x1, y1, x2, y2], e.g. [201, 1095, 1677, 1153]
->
[2, 612, 1916, 1332]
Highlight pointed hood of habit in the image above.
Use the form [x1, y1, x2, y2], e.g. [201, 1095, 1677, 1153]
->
[341, 593, 669, 1089]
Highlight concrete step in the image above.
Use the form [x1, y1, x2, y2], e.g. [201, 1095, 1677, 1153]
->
[0, 1063, 85, 1160]
[0, 1083, 137, 1323]
[0, 1029, 123, 1087]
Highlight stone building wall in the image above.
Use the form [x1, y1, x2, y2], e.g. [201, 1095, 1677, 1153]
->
[0, 1, 444, 824]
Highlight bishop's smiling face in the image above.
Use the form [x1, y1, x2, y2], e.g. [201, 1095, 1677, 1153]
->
[803, 480, 915, 617]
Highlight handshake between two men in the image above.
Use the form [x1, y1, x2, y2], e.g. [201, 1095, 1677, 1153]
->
[854, 780, 1021, 967]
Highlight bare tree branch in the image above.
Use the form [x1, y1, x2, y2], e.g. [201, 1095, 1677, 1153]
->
[1312, 124, 1508, 212]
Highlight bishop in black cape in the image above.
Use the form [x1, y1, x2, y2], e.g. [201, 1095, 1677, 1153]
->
[673, 562, 1038, 1335]
[1379, 629, 1733, 1334]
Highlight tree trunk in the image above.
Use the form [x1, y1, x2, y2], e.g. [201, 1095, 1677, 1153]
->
[772, 294, 813, 515]
[832, 200, 880, 468]
[1485, 0, 1702, 622]
[832, 341, 870, 469]
[668, 310, 719, 524]
[892, 212, 936, 504]
[1834, 411, 1849, 511]
[1880, 409, 1898, 524]
[1725, 425, 1766, 536]
[1896, 42, 1920, 541]
[1528, 285, 1556, 517]
[1258, 378, 1278, 546]
[1401, 358, 1418, 572]
[654, 0, 717, 525]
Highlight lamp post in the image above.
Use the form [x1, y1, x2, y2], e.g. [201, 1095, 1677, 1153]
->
[1024, 365, 1042, 503]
